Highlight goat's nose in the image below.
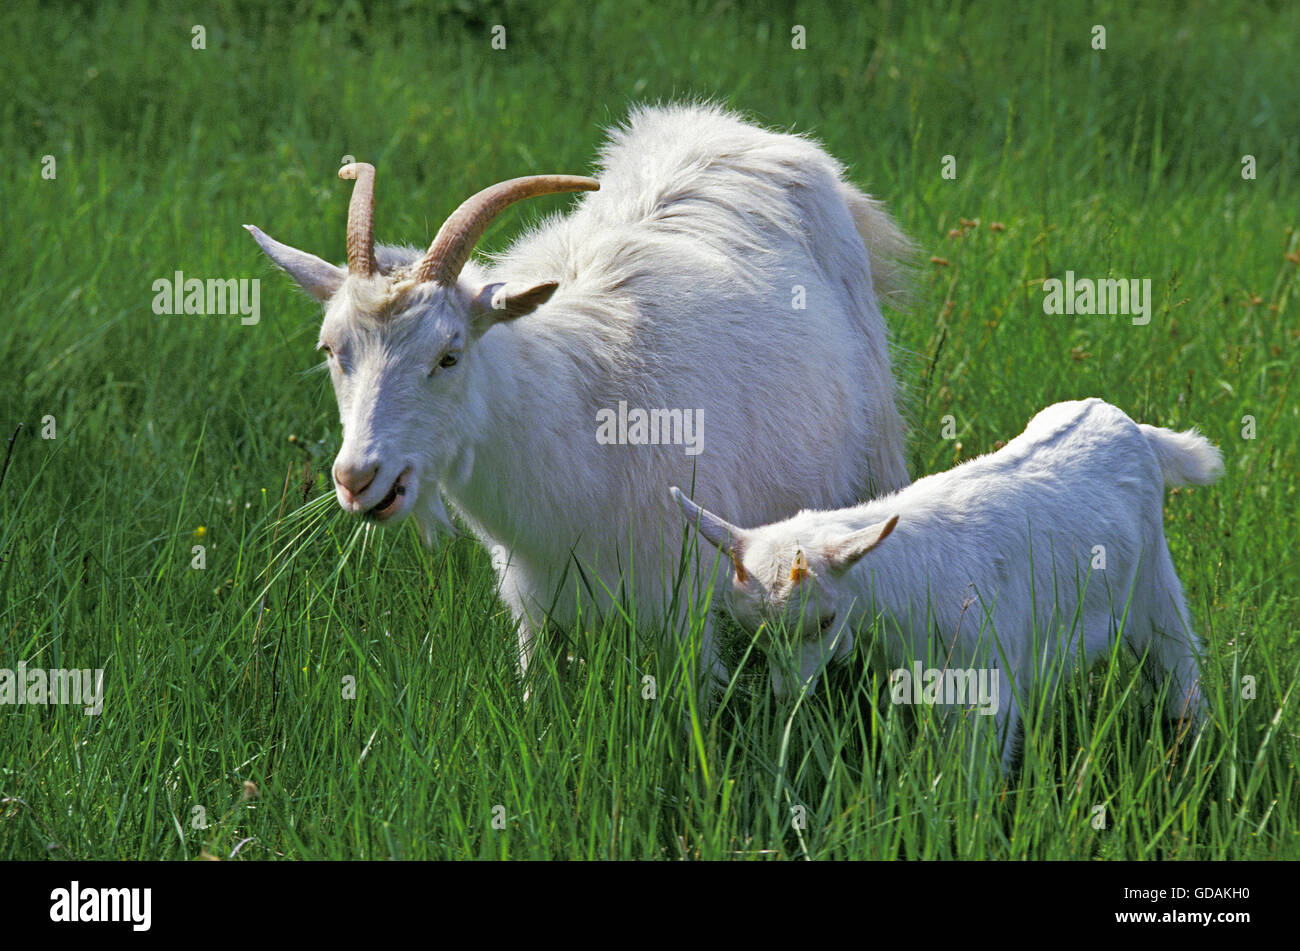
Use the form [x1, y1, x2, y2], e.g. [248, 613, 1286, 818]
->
[334, 460, 379, 499]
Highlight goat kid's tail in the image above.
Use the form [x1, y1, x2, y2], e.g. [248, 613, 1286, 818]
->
[1139, 424, 1225, 487]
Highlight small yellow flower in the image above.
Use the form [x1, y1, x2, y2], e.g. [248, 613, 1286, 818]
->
[193, 526, 207, 539]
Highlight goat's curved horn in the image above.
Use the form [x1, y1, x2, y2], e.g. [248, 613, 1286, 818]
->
[416, 175, 599, 286]
[339, 163, 378, 277]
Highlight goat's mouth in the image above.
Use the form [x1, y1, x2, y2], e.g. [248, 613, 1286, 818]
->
[364, 469, 412, 522]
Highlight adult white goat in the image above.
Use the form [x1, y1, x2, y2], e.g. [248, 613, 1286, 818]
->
[246, 102, 912, 689]
[673, 399, 1222, 769]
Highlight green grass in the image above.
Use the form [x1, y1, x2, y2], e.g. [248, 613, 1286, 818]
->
[2, 0, 1297, 859]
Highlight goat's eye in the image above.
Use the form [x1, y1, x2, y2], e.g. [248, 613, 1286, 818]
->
[437, 351, 460, 370]
[819, 614, 836, 632]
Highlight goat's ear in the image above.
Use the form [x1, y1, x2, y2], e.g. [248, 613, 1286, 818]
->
[824, 515, 899, 575]
[469, 281, 559, 321]
[245, 225, 345, 302]
[669, 486, 751, 584]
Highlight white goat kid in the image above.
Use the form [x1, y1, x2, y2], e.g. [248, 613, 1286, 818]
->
[246, 103, 912, 690]
[673, 398, 1222, 768]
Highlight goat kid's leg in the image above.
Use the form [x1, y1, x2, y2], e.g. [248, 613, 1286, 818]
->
[1145, 609, 1207, 736]
[1131, 549, 1208, 734]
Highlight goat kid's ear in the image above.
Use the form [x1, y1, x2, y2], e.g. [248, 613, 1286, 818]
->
[469, 281, 560, 322]
[669, 486, 751, 583]
[244, 225, 346, 302]
[790, 550, 810, 585]
[824, 514, 899, 574]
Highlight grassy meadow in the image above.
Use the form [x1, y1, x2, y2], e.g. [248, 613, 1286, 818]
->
[1, 0, 1297, 859]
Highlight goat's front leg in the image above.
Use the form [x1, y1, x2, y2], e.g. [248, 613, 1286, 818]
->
[489, 547, 543, 700]
[993, 668, 1022, 773]
[673, 599, 730, 706]
[699, 609, 732, 694]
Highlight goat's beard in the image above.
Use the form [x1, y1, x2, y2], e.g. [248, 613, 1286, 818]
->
[414, 489, 459, 546]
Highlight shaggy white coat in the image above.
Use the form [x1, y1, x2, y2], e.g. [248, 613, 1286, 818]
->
[248, 102, 913, 685]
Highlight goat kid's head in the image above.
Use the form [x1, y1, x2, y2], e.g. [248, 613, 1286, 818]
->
[247, 164, 598, 530]
[670, 487, 898, 697]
